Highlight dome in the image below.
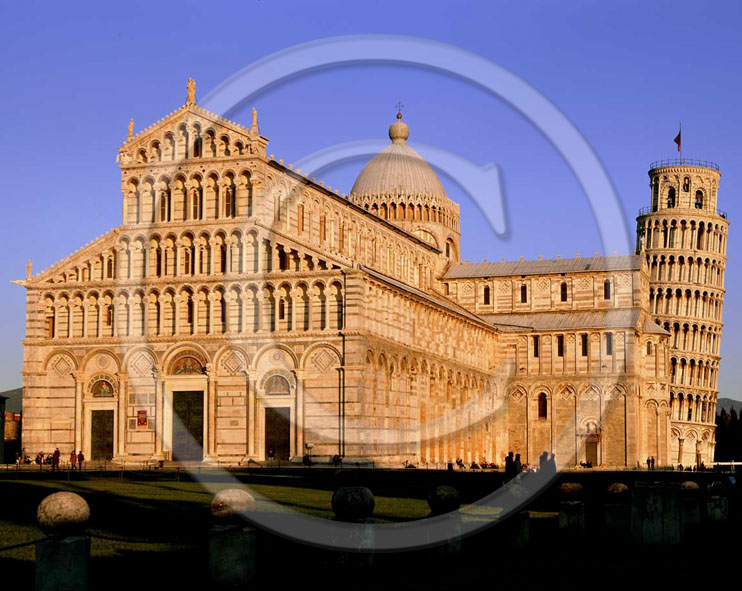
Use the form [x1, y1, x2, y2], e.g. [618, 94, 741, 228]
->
[350, 114, 447, 200]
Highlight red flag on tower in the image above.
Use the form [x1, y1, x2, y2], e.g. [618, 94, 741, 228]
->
[674, 126, 682, 153]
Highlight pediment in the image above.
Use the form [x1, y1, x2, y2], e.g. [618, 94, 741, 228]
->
[27, 228, 120, 286]
[118, 105, 266, 167]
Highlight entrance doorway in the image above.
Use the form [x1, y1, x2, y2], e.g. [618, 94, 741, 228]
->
[586, 438, 599, 466]
[91, 410, 114, 461]
[265, 407, 291, 461]
[172, 391, 204, 461]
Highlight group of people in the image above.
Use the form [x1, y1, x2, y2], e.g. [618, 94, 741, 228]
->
[452, 458, 499, 471]
[503, 450, 557, 477]
[18, 448, 85, 471]
[645, 456, 657, 470]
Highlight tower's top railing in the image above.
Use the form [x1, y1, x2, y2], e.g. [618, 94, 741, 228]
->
[650, 158, 720, 171]
[638, 205, 728, 219]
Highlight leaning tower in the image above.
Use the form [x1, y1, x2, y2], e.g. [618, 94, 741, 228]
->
[636, 158, 729, 466]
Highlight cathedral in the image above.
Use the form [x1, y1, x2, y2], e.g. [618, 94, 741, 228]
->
[17, 81, 728, 469]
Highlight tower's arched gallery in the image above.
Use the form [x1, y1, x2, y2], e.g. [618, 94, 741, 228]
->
[18, 83, 728, 468]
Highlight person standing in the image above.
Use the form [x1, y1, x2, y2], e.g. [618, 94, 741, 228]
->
[646, 457, 651, 470]
[267, 447, 275, 467]
[52, 448, 61, 472]
[650, 456, 656, 470]
[514, 453, 522, 475]
[505, 451, 514, 477]
[69, 450, 77, 470]
[77, 450, 85, 471]
[548, 453, 557, 475]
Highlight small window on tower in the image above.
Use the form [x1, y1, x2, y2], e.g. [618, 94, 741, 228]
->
[557, 335, 564, 357]
[581, 333, 588, 357]
[520, 284, 528, 303]
[533, 335, 540, 358]
[604, 280, 611, 300]
[695, 190, 704, 209]
[483, 285, 491, 305]
[667, 187, 676, 208]
[683, 177, 690, 192]
[560, 282, 568, 302]
[606, 332, 613, 355]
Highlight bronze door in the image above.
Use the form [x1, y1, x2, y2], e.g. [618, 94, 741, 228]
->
[586, 439, 599, 465]
[264, 407, 291, 461]
[91, 410, 114, 460]
[172, 391, 204, 461]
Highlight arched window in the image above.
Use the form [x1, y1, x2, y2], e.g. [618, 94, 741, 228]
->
[445, 242, 450, 257]
[220, 244, 227, 273]
[159, 191, 170, 222]
[224, 188, 234, 218]
[191, 189, 201, 220]
[107, 258, 114, 279]
[483, 285, 491, 305]
[604, 280, 611, 300]
[520, 284, 527, 303]
[187, 298, 194, 325]
[646, 341, 653, 355]
[183, 248, 192, 275]
[298, 204, 305, 234]
[46, 308, 55, 338]
[537, 392, 547, 419]
[695, 190, 704, 209]
[667, 187, 676, 208]
[193, 136, 202, 158]
[265, 375, 290, 396]
[560, 282, 567, 302]
[683, 177, 690, 192]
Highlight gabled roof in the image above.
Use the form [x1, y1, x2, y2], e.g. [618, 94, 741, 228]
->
[119, 102, 262, 154]
[444, 254, 643, 279]
[359, 264, 497, 331]
[21, 228, 121, 286]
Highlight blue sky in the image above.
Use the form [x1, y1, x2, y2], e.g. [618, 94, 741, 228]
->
[1, 0, 741, 396]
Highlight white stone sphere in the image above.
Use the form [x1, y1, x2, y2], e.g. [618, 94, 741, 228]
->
[211, 488, 256, 522]
[37, 492, 90, 535]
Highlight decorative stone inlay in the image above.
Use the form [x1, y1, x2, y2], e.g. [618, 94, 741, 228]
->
[582, 387, 600, 400]
[130, 352, 155, 377]
[37, 492, 90, 535]
[221, 350, 245, 376]
[312, 348, 335, 372]
[96, 354, 110, 369]
[269, 350, 284, 365]
[51, 355, 73, 377]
